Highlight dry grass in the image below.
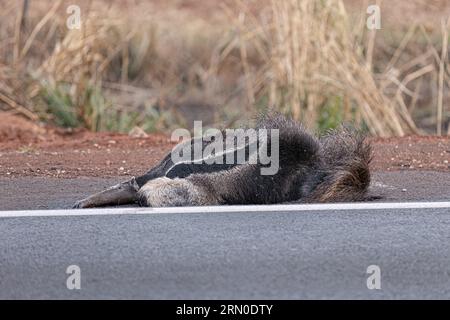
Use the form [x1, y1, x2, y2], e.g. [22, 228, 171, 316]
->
[0, 0, 449, 136]
[230, 0, 449, 136]
[0, 0, 240, 132]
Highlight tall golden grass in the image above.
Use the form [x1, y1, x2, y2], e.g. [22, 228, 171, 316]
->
[1, 0, 236, 132]
[0, 0, 448, 136]
[230, 0, 449, 136]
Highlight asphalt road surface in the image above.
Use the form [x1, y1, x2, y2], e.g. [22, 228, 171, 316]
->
[0, 171, 449, 210]
[0, 171, 449, 299]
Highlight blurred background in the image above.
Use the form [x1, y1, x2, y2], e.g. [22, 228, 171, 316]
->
[0, 0, 449, 136]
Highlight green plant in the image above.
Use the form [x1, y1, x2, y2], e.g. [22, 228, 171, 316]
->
[40, 83, 79, 128]
[318, 96, 344, 132]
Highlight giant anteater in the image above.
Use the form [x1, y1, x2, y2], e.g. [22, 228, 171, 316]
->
[73, 114, 372, 208]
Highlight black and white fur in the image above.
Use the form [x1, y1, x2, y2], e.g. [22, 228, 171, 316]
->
[73, 115, 372, 208]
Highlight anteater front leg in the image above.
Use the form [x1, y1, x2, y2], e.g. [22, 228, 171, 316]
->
[72, 177, 140, 208]
[137, 176, 221, 207]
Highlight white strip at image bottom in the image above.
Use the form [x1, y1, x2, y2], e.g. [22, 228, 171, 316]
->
[0, 201, 449, 218]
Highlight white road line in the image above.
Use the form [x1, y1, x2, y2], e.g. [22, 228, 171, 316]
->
[0, 201, 449, 218]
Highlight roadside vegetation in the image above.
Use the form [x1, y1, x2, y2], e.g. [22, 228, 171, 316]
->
[0, 0, 449, 136]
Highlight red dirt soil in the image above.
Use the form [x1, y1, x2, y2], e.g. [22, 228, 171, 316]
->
[0, 113, 449, 178]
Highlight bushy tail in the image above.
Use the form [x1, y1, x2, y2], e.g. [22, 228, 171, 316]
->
[308, 127, 372, 202]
